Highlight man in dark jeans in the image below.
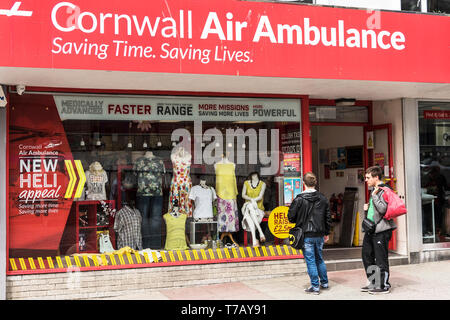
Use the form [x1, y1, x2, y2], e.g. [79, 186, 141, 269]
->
[362, 166, 397, 294]
[288, 172, 332, 295]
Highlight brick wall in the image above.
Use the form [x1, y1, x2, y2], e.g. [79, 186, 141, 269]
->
[7, 259, 306, 300]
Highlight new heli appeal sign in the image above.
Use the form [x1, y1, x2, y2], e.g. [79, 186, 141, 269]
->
[0, 0, 449, 83]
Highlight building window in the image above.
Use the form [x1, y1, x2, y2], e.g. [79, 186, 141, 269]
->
[401, 0, 422, 11]
[428, 0, 450, 13]
[418, 101, 450, 244]
[8, 92, 303, 273]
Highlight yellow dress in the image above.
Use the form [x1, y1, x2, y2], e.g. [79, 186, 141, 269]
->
[215, 163, 238, 200]
[163, 213, 188, 250]
[244, 180, 265, 211]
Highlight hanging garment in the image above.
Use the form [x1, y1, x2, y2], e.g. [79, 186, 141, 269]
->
[189, 185, 217, 219]
[98, 232, 115, 253]
[215, 163, 238, 200]
[217, 197, 240, 233]
[168, 152, 193, 216]
[85, 170, 108, 200]
[243, 180, 265, 211]
[114, 205, 143, 250]
[163, 213, 189, 250]
[133, 156, 165, 197]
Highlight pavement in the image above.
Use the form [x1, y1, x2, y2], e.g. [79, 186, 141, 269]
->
[104, 260, 450, 300]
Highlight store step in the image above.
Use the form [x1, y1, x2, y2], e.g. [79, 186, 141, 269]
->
[323, 247, 409, 272]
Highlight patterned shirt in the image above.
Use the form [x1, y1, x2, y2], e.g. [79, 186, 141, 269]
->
[133, 156, 165, 196]
[114, 205, 143, 250]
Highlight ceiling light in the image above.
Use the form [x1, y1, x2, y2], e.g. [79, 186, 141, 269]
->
[335, 98, 356, 107]
[80, 138, 85, 147]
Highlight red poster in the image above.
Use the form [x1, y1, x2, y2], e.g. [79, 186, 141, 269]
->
[283, 153, 300, 175]
[423, 110, 450, 119]
[9, 94, 74, 252]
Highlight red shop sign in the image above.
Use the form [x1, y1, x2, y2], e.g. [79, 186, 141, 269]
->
[423, 110, 450, 119]
[0, 0, 449, 83]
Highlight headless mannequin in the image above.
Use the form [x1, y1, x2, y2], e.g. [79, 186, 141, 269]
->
[193, 178, 213, 241]
[242, 173, 266, 246]
[215, 153, 239, 247]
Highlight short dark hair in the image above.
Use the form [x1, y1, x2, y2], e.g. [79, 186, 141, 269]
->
[303, 172, 317, 187]
[366, 166, 383, 180]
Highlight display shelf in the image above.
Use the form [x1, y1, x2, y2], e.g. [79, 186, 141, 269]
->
[73, 200, 116, 254]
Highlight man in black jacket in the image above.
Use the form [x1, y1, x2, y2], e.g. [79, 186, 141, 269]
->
[288, 172, 332, 295]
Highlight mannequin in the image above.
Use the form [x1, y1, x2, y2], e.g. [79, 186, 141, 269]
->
[189, 175, 216, 219]
[215, 153, 239, 246]
[241, 172, 266, 246]
[189, 176, 217, 242]
[114, 199, 143, 250]
[169, 145, 193, 217]
[134, 150, 165, 249]
[163, 199, 189, 250]
[85, 161, 108, 200]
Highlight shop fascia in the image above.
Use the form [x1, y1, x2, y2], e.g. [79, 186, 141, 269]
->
[51, 2, 406, 50]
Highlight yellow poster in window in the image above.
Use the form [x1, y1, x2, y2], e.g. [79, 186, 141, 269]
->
[268, 206, 295, 239]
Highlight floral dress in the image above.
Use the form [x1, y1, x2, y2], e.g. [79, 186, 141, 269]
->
[168, 151, 193, 217]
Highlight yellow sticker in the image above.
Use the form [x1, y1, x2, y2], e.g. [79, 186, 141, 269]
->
[216, 249, 223, 259]
[177, 251, 184, 261]
[37, 257, 46, 269]
[28, 258, 37, 270]
[223, 248, 231, 259]
[231, 247, 238, 258]
[47, 257, 55, 269]
[200, 249, 207, 260]
[185, 250, 192, 261]
[268, 206, 295, 239]
[192, 250, 199, 260]
[268, 246, 276, 256]
[168, 251, 176, 262]
[246, 247, 254, 258]
[9, 259, 18, 271]
[254, 247, 261, 257]
[151, 252, 159, 263]
[160, 252, 168, 262]
[261, 246, 269, 256]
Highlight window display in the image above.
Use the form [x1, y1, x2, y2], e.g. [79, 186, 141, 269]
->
[8, 93, 302, 273]
[418, 102, 450, 243]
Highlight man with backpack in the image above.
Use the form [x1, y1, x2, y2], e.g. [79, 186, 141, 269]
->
[288, 172, 332, 295]
[362, 166, 398, 294]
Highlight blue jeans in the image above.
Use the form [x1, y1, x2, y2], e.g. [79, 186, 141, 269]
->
[136, 195, 163, 249]
[303, 237, 328, 290]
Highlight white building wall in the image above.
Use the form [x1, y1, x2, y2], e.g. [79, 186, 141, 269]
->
[372, 99, 408, 256]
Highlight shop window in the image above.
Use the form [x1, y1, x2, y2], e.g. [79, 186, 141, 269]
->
[418, 101, 450, 244]
[401, 0, 422, 11]
[428, 0, 450, 13]
[7, 93, 303, 273]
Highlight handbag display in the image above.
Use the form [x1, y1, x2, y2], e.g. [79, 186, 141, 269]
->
[289, 204, 314, 249]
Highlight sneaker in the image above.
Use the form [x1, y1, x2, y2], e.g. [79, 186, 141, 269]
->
[304, 287, 320, 295]
[368, 287, 390, 295]
[320, 284, 329, 290]
[360, 285, 375, 292]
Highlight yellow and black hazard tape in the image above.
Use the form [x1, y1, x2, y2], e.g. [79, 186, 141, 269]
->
[8, 245, 303, 272]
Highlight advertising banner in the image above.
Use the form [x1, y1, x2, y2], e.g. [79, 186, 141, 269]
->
[9, 94, 76, 251]
[0, 0, 449, 83]
[53, 95, 301, 122]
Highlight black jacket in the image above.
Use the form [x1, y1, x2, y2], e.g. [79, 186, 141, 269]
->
[287, 191, 332, 237]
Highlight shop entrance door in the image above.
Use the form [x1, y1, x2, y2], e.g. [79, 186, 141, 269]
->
[363, 123, 397, 250]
